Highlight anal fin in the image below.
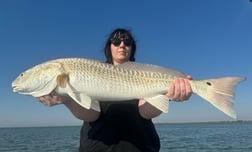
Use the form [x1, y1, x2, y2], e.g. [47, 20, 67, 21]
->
[144, 95, 169, 113]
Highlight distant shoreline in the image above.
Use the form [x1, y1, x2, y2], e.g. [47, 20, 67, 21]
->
[1, 120, 252, 129]
[154, 120, 252, 125]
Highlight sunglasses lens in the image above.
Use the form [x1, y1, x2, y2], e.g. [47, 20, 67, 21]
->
[111, 38, 133, 46]
[111, 38, 121, 46]
[124, 39, 133, 46]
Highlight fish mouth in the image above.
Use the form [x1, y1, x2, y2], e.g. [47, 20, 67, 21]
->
[11, 84, 22, 93]
[12, 86, 19, 92]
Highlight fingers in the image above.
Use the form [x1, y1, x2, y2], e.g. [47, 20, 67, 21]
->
[184, 77, 192, 99]
[186, 75, 192, 80]
[167, 80, 175, 100]
[167, 76, 192, 102]
[37, 92, 62, 107]
[172, 78, 186, 101]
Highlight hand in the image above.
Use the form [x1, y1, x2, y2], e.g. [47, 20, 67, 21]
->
[36, 91, 64, 107]
[166, 75, 192, 102]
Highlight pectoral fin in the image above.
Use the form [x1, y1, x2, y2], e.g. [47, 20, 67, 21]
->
[56, 73, 69, 88]
[144, 95, 169, 113]
[68, 92, 92, 110]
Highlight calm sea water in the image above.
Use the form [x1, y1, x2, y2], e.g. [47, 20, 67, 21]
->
[0, 122, 252, 152]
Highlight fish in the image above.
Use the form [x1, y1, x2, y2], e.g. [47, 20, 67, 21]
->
[11, 58, 246, 119]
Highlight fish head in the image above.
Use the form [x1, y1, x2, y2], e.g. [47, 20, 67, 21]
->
[12, 61, 63, 97]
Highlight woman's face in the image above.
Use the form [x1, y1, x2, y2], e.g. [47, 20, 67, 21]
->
[110, 38, 132, 65]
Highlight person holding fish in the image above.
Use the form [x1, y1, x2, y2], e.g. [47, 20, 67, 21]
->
[37, 28, 192, 152]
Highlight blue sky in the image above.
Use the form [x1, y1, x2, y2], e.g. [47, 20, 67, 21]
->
[0, 0, 251, 127]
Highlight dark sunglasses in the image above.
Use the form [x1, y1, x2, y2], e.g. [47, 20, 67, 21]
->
[111, 38, 133, 46]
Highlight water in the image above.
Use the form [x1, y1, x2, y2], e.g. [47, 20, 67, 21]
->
[0, 122, 252, 152]
[0, 126, 80, 152]
[157, 122, 252, 152]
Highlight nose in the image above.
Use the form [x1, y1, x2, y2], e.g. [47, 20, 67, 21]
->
[119, 41, 125, 47]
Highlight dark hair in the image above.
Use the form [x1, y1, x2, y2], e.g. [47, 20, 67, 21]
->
[104, 28, 136, 64]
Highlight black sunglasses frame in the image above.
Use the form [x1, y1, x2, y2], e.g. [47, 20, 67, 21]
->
[111, 38, 133, 47]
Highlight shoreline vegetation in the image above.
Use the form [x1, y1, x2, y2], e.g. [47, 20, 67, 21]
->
[1, 120, 252, 129]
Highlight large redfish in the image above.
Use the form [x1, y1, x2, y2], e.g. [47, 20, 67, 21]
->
[12, 58, 245, 119]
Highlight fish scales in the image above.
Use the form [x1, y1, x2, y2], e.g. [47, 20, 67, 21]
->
[61, 58, 172, 98]
[12, 57, 246, 119]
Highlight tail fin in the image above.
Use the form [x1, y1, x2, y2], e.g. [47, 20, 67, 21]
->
[191, 77, 246, 119]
